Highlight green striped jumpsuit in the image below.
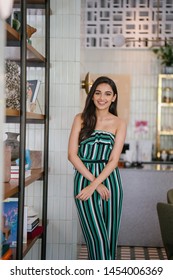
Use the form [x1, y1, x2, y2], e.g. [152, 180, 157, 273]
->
[74, 130, 123, 260]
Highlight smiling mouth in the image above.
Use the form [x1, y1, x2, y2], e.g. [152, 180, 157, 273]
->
[97, 101, 107, 105]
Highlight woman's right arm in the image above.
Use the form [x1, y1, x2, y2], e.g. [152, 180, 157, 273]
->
[68, 114, 95, 182]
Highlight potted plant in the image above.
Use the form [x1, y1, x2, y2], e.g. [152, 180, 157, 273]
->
[151, 42, 173, 73]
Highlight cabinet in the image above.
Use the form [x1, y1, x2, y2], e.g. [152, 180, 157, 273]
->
[2, 0, 50, 260]
[156, 74, 173, 160]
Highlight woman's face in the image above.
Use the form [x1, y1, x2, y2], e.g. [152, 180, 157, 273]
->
[92, 83, 116, 111]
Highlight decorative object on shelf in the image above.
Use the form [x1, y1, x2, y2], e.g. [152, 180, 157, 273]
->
[135, 120, 148, 163]
[27, 80, 41, 112]
[4, 145, 11, 183]
[161, 150, 168, 161]
[12, 10, 37, 42]
[12, 18, 20, 31]
[162, 87, 173, 103]
[4, 132, 20, 161]
[30, 150, 42, 169]
[27, 80, 41, 103]
[5, 60, 20, 110]
[151, 42, 173, 73]
[13, 10, 21, 31]
[15, 149, 32, 170]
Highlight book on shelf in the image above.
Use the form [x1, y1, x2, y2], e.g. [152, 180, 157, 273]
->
[1, 248, 13, 260]
[27, 79, 41, 103]
[27, 217, 39, 231]
[2, 198, 27, 247]
[10, 169, 31, 179]
[11, 162, 30, 171]
[27, 225, 43, 239]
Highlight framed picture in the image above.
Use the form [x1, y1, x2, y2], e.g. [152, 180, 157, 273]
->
[27, 80, 41, 104]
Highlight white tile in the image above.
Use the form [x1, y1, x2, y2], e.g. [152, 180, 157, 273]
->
[46, 243, 53, 260]
[66, 175, 74, 197]
[69, 15, 76, 38]
[52, 198, 60, 220]
[62, 15, 69, 37]
[62, 62, 68, 83]
[76, 0, 81, 15]
[59, 221, 66, 243]
[66, 198, 73, 220]
[54, 0, 63, 15]
[58, 244, 66, 260]
[59, 175, 67, 197]
[60, 154, 68, 174]
[55, 15, 63, 38]
[52, 243, 59, 259]
[65, 244, 73, 259]
[59, 198, 66, 220]
[46, 221, 53, 243]
[60, 131, 69, 151]
[50, 107, 62, 129]
[62, 39, 69, 61]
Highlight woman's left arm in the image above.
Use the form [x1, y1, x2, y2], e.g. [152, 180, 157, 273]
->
[91, 119, 127, 188]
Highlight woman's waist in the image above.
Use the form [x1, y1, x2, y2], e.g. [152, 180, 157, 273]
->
[80, 157, 108, 163]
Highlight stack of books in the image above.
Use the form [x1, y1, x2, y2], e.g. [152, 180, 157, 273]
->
[10, 163, 31, 179]
[27, 216, 39, 233]
[27, 207, 41, 239]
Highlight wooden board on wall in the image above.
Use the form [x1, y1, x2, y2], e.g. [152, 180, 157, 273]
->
[81, 74, 131, 124]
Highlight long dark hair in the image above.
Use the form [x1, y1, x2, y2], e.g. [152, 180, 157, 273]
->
[79, 76, 118, 143]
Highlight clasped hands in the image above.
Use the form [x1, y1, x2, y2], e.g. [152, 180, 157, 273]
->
[76, 183, 110, 201]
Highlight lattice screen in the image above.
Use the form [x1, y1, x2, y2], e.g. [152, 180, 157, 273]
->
[84, 0, 173, 48]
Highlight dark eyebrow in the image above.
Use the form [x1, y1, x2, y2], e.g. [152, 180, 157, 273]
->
[95, 90, 113, 94]
[105, 91, 113, 94]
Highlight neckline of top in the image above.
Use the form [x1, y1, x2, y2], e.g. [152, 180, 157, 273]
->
[94, 129, 115, 136]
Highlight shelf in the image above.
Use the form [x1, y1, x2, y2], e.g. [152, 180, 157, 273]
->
[14, 0, 46, 9]
[159, 131, 173, 135]
[156, 75, 173, 159]
[11, 226, 44, 259]
[159, 74, 173, 79]
[2, 0, 50, 260]
[4, 169, 43, 199]
[14, 0, 45, 3]
[160, 102, 173, 107]
[6, 108, 45, 123]
[5, 23, 45, 66]
[6, 23, 20, 41]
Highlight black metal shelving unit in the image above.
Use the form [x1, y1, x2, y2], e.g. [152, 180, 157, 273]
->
[4, 0, 50, 260]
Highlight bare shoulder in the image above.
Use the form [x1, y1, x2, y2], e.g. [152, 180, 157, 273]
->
[114, 116, 127, 132]
[74, 113, 82, 122]
[72, 113, 83, 130]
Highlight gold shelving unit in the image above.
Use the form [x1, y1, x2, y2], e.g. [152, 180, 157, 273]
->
[156, 74, 173, 159]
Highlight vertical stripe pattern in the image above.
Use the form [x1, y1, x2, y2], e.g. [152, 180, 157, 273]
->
[74, 130, 123, 260]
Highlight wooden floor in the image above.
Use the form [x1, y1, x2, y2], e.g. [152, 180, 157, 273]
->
[78, 245, 167, 260]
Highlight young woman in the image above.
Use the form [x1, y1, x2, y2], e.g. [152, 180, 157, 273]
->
[68, 76, 127, 260]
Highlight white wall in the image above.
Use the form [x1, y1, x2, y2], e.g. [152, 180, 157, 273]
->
[47, 0, 81, 260]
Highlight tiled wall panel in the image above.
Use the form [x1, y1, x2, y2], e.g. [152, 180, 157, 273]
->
[84, 0, 173, 48]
